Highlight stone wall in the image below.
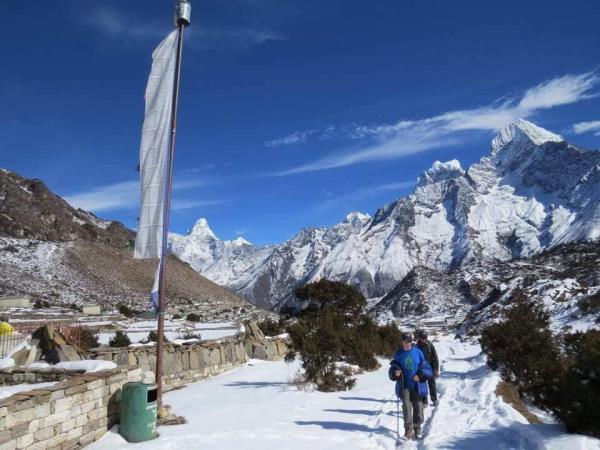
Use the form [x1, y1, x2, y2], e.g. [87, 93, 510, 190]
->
[0, 366, 143, 450]
[89, 334, 288, 390]
[0, 367, 83, 386]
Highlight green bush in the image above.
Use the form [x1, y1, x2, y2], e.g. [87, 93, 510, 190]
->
[118, 304, 136, 318]
[376, 322, 404, 358]
[109, 330, 131, 347]
[144, 330, 169, 343]
[78, 328, 99, 351]
[481, 290, 600, 437]
[557, 330, 600, 435]
[481, 290, 560, 405]
[186, 313, 201, 322]
[287, 280, 387, 391]
[257, 318, 286, 337]
[34, 299, 50, 309]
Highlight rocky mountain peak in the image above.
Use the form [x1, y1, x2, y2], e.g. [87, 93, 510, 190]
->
[343, 212, 371, 228]
[491, 118, 564, 153]
[417, 159, 465, 186]
[230, 236, 251, 246]
[189, 218, 217, 240]
[0, 168, 133, 247]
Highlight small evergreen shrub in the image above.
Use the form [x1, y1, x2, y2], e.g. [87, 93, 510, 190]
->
[109, 330, 131, 347]
[78, 328, 99, 351]
[257, 318, 286, 336]
[34, 299, 50, 309]
[287, 280, 388, 391]
[143, 330, 169, 343]
[376, 322, 404, 357]
[186, 313, 201, 322]
[118, 304, 135, 318]
[481, 290, 600, 437]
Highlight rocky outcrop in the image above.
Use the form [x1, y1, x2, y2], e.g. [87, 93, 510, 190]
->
[373, 240, 600, 333]
[0, 168, 133, 247]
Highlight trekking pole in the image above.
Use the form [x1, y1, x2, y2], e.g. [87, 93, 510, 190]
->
[396, 394, 400, 447]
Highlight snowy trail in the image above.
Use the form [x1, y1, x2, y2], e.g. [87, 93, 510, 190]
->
[91, 334, 600, 450]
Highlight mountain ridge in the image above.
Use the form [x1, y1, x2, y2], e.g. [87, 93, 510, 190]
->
[170, 119, 600, 311]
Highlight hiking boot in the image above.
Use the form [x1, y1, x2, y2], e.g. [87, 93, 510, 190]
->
[413, 427, 422, 439]
[404, 428, 415, 440]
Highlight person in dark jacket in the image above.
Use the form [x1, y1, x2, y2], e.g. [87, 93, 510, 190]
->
[389, 332, 430, 440]
[416, 330, 439, 406]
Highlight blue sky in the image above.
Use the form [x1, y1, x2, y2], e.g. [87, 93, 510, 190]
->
[1, 0, 599, 245]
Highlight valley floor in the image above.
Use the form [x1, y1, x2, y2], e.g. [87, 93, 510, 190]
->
[91, 334, 599, 450]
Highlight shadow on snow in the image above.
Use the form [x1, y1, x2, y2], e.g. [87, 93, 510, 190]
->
[295, 420, 395, 439]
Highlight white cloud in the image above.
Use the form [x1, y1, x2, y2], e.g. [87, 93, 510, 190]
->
[274, 71, 599, 175]
[572, 120, 600, 136]
[64, 180, 138, 213]
[64, 177, 213, 213]
[265, 129, 318, 147]
[172, 198, 225, 211]
[85, 5, 285, 50]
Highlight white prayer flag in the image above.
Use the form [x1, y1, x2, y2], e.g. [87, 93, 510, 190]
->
[134, 30, 178, 259]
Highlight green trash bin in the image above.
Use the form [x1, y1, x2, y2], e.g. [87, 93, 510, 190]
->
[119, 382, 158, 442]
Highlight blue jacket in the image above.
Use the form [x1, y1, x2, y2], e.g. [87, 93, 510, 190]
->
[389, 346, 431, 395]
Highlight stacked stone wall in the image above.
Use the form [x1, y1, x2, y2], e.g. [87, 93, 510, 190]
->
[0, 367, 142, 450]
[89, 335, 287, 390]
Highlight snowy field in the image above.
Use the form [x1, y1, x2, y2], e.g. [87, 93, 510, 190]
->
[91, 334, 599, 450]
[98, 321, 240, 346]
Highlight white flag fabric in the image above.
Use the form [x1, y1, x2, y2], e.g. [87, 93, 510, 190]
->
[135, 30, 178, 259]
[149, 258, 162, 312]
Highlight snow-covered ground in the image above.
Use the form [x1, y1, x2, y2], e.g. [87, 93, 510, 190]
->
[0, 382, 56, 400]
[98, 321, 240, 345]
[91, 334, 599, 450]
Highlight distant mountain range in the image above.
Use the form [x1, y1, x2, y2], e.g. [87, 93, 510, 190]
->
[0, 169, 255, 319]
[169, 119, 600, 314]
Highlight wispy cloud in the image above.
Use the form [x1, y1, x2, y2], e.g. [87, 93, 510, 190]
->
[172, 198, 226, 211]
[314, 180, 415, 213]
[572, 120, 600, 136]
[265, 129, 318, 147]
[64, 177, 217, 213]
[274, 71, 599, 175]
[84, 5, 285, 50]
[64, 180, 139, 213]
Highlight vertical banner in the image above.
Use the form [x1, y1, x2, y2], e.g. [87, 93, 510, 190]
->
[134, 30, 179, 260]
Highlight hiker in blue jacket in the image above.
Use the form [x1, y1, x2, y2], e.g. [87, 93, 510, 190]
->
[388, 332, 432, 440]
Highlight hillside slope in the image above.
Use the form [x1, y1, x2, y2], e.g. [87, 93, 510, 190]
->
[0, 169, 256, 317]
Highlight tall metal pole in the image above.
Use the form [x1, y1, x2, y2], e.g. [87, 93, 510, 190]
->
[156, 0, 191, 411]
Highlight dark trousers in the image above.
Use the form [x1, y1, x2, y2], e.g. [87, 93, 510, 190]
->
[422, 377, 438, 403]
[428, 377, 437, 402]
[401, 388, 423, 431]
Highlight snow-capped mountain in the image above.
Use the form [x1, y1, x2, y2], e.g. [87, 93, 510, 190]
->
[170, 119, 600, 310]
[169, 219, 274, 288]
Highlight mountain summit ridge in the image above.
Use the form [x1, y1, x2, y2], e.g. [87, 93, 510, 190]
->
[170, 119, 600, 309]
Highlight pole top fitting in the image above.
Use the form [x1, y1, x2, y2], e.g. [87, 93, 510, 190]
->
[175, 0, 191, 27]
